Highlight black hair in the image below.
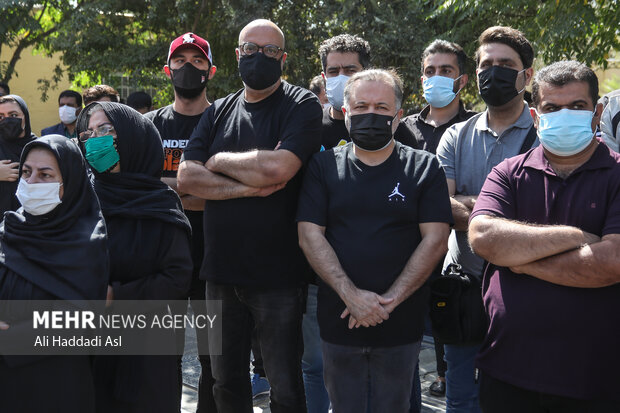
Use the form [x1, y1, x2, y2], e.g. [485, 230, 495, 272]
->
[308, 75, 325, 96]
[59, 90, 83, 107]
[319, 34, 371, 71]
[421, 39, 468, 75]
[126, 91, 153, 111]
[532, 61, 599, 108]
[475, 26, 534, 69]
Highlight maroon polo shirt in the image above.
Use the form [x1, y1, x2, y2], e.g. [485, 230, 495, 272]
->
[470, 140, 620, 402]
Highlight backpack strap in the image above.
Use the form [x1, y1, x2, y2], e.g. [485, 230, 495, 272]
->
[519, 125, 537, 154]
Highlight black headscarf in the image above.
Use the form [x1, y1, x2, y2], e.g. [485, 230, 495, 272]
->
[76, 102, 190, 233]
[0, 95, 37, 215]
[0, 135, 108, 301]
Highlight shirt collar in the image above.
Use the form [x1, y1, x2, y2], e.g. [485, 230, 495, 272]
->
[475, 101, 532, 133]
[524, 137, 616, 174]
[418, 102, 470, 126]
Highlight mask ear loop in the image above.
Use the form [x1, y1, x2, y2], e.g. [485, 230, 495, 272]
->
[453, 74, 464, 96]
[516, 69, 527, 95]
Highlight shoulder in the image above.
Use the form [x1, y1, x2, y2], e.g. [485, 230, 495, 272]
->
[282, 81, 318, 102]
[397, 143, 439, 167]
[41, 123, 63, 134]
[144, 105, 172, 121]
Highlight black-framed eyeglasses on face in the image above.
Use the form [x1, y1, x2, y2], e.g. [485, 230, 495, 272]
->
[79, 123, 115, 142]
[238, 42, 284, 59]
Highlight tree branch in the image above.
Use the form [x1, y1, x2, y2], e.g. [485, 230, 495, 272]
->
[191, 0, 208, 33]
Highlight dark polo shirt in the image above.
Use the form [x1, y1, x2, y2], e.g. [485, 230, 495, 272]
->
[470, 140, 620, 402]
[394, 103, 476, 153]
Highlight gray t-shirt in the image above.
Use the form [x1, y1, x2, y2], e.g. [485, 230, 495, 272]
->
[436, 103, 536, 276]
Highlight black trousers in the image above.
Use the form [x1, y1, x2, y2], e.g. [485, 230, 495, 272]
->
[480, 371, 620, 413]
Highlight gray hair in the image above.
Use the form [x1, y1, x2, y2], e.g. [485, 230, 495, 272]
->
[343, 69, 403, 112]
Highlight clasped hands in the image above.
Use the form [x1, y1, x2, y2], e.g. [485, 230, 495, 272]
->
[340, 288, 396, 329]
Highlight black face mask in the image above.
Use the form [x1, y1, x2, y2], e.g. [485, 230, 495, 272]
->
[238, 53, 282, 90]
[478, 66, 525, 107]
[171, 62, 208, 99]
[348, 113, 396, 151]
[0, 117, 24, 141]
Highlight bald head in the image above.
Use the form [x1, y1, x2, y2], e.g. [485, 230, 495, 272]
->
[239, 19, 285, 49]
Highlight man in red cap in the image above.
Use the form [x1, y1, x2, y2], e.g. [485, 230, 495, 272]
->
[145, 32, 217, 413]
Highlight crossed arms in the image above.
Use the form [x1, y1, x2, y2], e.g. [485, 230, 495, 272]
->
[177, 149, 301, 200]
[298, 221, 450, 328]
[469, 215, 620, 288]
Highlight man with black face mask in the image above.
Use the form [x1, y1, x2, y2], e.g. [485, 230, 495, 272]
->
[435, 26, 537, 413]
[144, 32, 217, 413]
[298, 69, 452, 412]
[178, 19, 322, 413]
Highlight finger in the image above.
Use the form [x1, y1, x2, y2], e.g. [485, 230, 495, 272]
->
[377, 295, 395, 305]
[9, 162, 19, 168]
[348, 315, 357, 329]
[0, 160, 11, 164]
[0, 321, 9, 330]
[340, 308, 350, 319]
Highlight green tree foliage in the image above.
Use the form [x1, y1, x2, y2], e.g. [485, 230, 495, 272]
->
[1, 0, 619, 110]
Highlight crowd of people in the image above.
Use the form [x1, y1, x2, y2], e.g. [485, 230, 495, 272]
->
[0, 16, 619, 413]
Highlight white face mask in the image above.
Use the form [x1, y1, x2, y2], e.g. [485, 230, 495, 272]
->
[325, 74, 349, 110]
[59, 105, 78, 125]
[16, 178, 62, 216]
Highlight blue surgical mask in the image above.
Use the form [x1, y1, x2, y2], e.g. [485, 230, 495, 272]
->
[422, 75, 461, 108]
[325, 75, 349, 110]
[537, 109, 595, 156]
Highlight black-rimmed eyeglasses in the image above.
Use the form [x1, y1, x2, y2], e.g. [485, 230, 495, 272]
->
[238, 42, 284, 59]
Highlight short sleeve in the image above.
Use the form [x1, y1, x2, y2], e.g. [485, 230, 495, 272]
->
[600, 96, 619, 152]
[436, 125, 458, 180]
[602, 167, 620, 236]
[470, 161, 515, 221]
[277, 91, 323, 164]
[182, 104, 216, 163]
[296, 153, 329, 226]
[418, 156, 453, 224]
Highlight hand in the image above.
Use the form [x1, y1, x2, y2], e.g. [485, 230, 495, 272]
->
[106, 285, 114, 307]
[340, 288, 394, 329]
[0, 160, 19, 182]
[0, 320, 9, 330]
[251, 182, 286, 197]
[453, 194, 477, 210]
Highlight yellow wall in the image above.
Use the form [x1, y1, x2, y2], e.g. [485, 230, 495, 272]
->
[1, 46, 74, 136]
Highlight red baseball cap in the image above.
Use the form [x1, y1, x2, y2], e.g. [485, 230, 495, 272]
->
[167, 33, 213, 65]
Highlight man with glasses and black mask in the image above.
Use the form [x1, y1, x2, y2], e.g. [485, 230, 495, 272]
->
[178, 19, 322, 413]
[435, 26, 537, 413]
[298, 68, 452, 412]
[145, 32, 218, 413]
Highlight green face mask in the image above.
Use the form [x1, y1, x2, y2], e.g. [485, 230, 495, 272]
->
[84, 135, 120, 173]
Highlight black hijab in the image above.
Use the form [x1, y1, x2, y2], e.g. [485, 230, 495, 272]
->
[0, 95, 37, 215]
[76, 102, 190, 233]
[0, 135, 108, 301]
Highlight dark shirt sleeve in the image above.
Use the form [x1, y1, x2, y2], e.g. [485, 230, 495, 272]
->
[602, 175, 620, 236]
[470, 161, 515, 221]
[182, 104, 216, 163]
[418, 156, 454, 224]
[277, 92, 323, 164]
[112, 226, 192, 300]
[296, 153, 328, 226]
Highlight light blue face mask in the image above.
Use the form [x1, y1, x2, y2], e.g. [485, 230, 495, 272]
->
[422, 75, 462, 108]
[537, 108, 595, 157]
[325, 74, 349, 110]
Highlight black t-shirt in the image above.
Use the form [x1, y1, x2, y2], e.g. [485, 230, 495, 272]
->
[321, 107, 350, 150]
[145, 104, 205, 278]
[296, 141, 453, 347]
[394, 103, 476, 154]
[183, 81, 323, 287]
[145, 104, 203, 178]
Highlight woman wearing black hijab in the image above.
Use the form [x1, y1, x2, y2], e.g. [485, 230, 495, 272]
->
[0, 95, 37, 216]
[0, 135, 109, 412]
[77, 102, 192, 412]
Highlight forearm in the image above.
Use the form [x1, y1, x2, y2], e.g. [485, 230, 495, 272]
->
[469, 215, 599, 267]
[511, 236, 620, 288]
[384, 227, 449, 308]
[162, 177, 178, 192]
[206, 150, 298, 187]
[298, 226, 357, 300]
[177, 160, 257, 200]
[180, 195, 205, 211]
[451, 195, 476, 231]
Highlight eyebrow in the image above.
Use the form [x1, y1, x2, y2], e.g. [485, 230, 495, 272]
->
[327, 64, 360, 70]
[544, 99, 590, 107]
[22, 163, 54, 172]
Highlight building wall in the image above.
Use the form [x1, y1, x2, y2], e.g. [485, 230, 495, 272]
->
[1, 45, 74, 136]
